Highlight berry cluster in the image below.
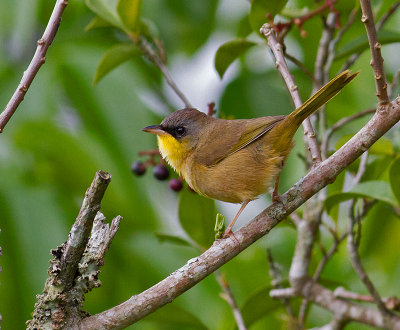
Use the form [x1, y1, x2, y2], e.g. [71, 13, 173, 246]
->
[131, 150, 183, 192]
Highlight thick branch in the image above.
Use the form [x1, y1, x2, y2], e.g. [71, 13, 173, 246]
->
[0, 0, 68, 133]
[260, 24, 322, 164]
[58, 171, 111, 288]
[80, 98, 400, 329]
[28, 171, 119, 329]
[360, 0, 389, 105]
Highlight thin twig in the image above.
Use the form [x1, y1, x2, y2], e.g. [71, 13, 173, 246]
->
[215, 271, 247, 330]
[388, 68, 400, 99]
[341, 53, 359, 72]
[0, 0, 68, 133]
[267, 249, 295, 317]
[376, 0, 400, 30]
[315, 13, 338, 89]
[341, 1, 400, 72]
[136, 36, 192, 108]
[314, 12, 338, 159]
[321, 108, 375, 157]
[334, 287, 400, 311]
[297, 231, 348, 324]
[348, 200, 390, 320]
[284, 51, 318, 84]
[360, 0, 389, 105]
[353, 151, 368, 185]
[269, 288, 296, 299]
[273, 0, 339, 40]
[325, 7, 359, 82]
[260, 24, 322, 165]
[314, 232, 348, 282]
[137, 149, 160, 156]
[290, 212, 302, 227]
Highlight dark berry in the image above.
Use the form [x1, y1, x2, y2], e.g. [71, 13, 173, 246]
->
[132, 161, 146, 176]
[169, 178, 183, 192]
[153, 164, 169, 180]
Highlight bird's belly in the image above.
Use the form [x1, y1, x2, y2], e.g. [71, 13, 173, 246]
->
[183, 146, 284, 204]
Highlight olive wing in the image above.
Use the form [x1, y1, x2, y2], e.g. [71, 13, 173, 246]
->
[195, 116, 285, 166]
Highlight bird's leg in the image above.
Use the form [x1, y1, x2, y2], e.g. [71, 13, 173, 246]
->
[272, 173, 282, 203]
[223, 199, 251, 238]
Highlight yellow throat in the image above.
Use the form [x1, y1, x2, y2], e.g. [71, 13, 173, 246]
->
[157, 135, 186, 174]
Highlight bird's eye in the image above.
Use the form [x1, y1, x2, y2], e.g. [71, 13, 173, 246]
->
[175, 126, 185, 136]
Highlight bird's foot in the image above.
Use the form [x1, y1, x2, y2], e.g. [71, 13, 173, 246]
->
[223, 228, 233, 239]
[272, 191, 282, 203]
[223, 229, 240, 249]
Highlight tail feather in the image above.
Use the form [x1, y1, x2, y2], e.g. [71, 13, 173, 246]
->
[288, 70, 358, 126]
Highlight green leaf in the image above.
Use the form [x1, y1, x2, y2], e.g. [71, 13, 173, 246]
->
[335, 30, 400, 60]
[241, 286, 282, 327]
[362, 155, 393, 182]
[178, 188, 216, 248]
[147, 304, 208, 329]
[280, 7, 308, 19]
[249, 0, 288, 32]
[155, 233, 192, 247]
[117, 0, 141, 34]
[85, 16, 113, 31]
[140, 17, 160, 39]
[335, 135, 394, 156]
[93, 43, 140, 85]
[237, 15, 253, 38]
[389, 156, 400, 205]
[325, 181, 398, 214]
[85, 0, 123, 28]
[369, 138, 395, 156]
[215, 39, 256, 78]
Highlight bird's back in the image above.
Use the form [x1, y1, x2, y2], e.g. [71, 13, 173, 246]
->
[182, 115, 291, 203]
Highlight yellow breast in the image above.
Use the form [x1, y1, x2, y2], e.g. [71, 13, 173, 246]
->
[157, 135, 186, 174]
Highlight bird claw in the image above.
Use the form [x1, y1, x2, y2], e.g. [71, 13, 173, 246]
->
[223, 229, 240, 247]
[223, 228, 233, 239]
[272, 192, 282, 203]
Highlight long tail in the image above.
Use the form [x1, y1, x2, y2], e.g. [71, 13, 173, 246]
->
[287, 70, 358, 127]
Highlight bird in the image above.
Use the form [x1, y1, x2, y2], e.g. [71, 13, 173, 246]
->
[143, 70, 357, 237]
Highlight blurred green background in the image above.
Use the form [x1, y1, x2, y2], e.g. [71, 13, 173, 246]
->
[1, 0, 400, 329]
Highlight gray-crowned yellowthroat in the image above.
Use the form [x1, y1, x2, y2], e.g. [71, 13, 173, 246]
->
[143, 70, 357, 236]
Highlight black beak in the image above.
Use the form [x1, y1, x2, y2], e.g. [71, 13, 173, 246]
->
[142, 125, 168, 136]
